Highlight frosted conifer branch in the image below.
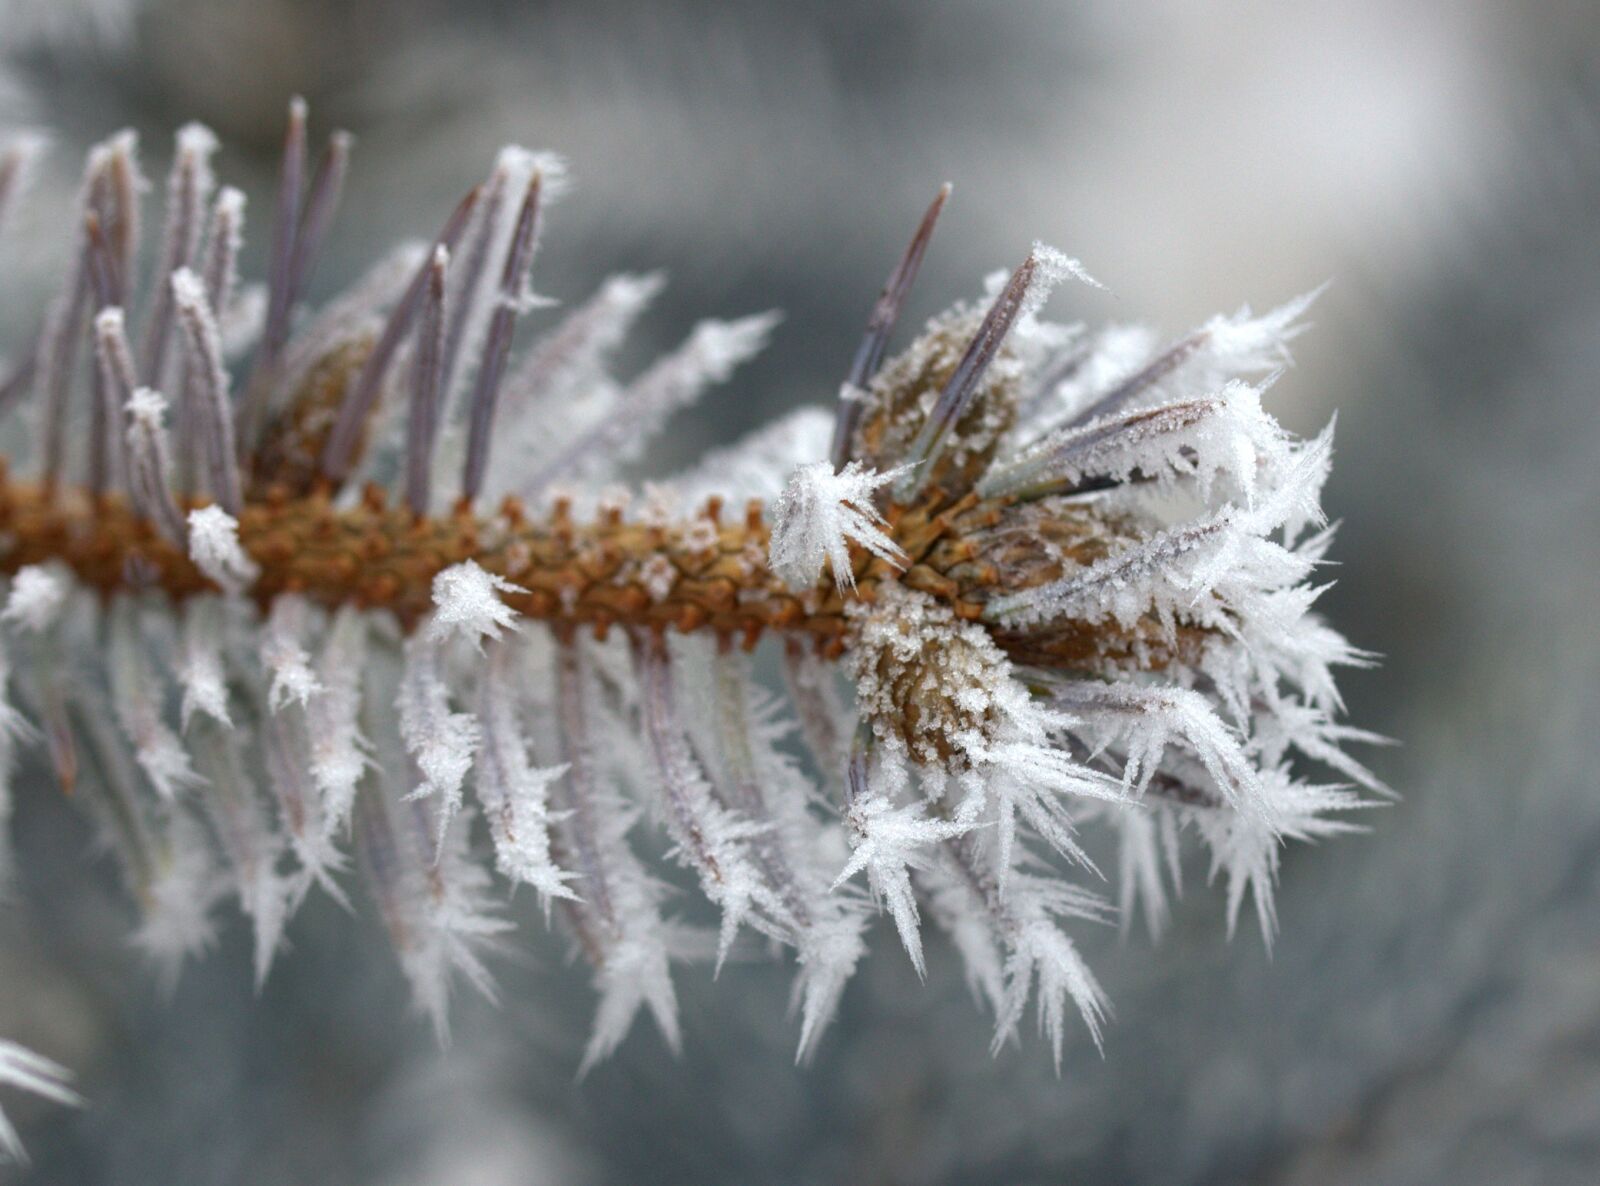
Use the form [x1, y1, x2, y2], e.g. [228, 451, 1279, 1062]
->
[0, 106, 1381, 1093]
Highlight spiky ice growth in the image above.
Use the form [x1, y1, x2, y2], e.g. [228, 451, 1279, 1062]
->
[0, 103, 1382, 1094]
[0, 1041, 80, 1164]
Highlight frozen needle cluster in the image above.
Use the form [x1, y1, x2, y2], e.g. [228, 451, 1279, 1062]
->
[0, 104, 1382, 1128]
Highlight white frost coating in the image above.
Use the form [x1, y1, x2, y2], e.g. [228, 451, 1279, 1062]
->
[1193, 771, 1365, 944]
[1027, 241, 1103, 303]
[987, 429, 1333, 634]
[187, 506, 259, 591]
[356, 734, 511, 1043]
[0, 1040, 81, 1164]
[1, 567, 66, 633]
[1051, 680, 1263, 810]
[769, 460, 908, 592]
[306, 607, 369, 836]
[174, 120, 219, 172]
[177, 599, 231, 728]
[425, 560, 524, 649]
[508, 271, 662, 408]
[837, 790, 963, 978]
[396, 632, 479, 843]
[981, 379, 1291, 503]
[170, 266, 223, 355]
[1199, 286, 1323, 372]
[844, 583, 1122, 911]
[108, 599, 203, 801]
[677, 644, 870, 1060]
[128, 807, 222, 984]
[125, 384, 167, 426]
[1031, 287, 1324, 431]
[204, 187, 248, 331]
[261, 595, 323, 711]
[123, 387, 186, 546]
[637, 641, 778, 967]
[992, 877, 1109, 1064]
[475, 637, 573, 904]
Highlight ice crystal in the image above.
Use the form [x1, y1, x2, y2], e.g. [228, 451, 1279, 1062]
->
[0, 103, 1382, 1129]
[426, 561, 524, 649]
[769, 460, 908, 592]
[0, 1040, 80, 1164]
[0, 566, 65, 632]
[185, 505, 258, 590]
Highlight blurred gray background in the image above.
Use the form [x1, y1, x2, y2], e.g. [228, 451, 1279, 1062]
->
[2, 1, 1599, 1183]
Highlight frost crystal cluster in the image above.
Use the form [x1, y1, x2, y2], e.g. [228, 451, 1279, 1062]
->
[0, 103, 1382, 1129]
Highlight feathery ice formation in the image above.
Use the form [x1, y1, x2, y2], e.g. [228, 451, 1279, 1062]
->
[0, 104, 1383, 1083]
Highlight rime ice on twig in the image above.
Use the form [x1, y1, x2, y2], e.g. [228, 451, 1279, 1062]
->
[0, 104, 1381, 1087]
